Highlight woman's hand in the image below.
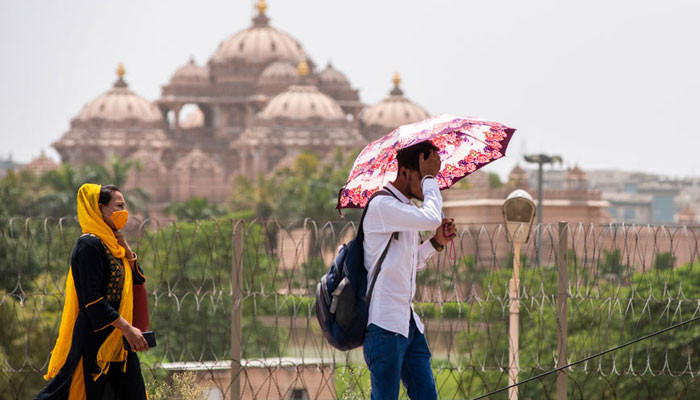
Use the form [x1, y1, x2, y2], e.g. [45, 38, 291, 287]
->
[114, 317, 149, 352]
[114, 231, 135, 260]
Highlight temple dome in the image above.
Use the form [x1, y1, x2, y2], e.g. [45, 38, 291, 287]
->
[127, 149, 168, 201]
[173, 147, 223, 174]
[129, 149, 166, 172]
[22, 150, 59, 175]
[258, 84, 345, 120]
[568, 165, 586, 179]
[359, 73, 429, 131]
[209, 1, 308, 65]
[317, 62, 351, 88]
[171, 147, 226, 202]
[258, 61, 299, 86]
[75, 64, 163, 124]
[170, 58, 209, 84]
[509, 164, 530, 188]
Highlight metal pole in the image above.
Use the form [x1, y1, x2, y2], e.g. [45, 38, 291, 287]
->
[536, 162, 544, 265]
[508, 241, 521, 400]
[537, 163, 544, 229]
[231, 221, 243, 400]
[557, 222, 569, 400]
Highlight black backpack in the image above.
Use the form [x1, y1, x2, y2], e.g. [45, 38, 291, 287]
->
[315, 189, 399, 351]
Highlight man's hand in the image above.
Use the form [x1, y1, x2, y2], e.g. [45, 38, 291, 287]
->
[419, 150, 441, 179]
[114, 316, 149, 352]
[433, 218, 456, 246]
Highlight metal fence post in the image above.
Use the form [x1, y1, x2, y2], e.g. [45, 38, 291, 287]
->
[557, 221, 569, 400]
[231, 220, 243, 400]
[508, 241, 521, 400]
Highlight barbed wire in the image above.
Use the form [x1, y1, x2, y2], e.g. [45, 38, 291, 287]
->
[0, 218, 699, 399]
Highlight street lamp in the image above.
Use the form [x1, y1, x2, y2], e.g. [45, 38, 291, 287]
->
[502, 189, 536, 400]
[523, 154, 562, 264]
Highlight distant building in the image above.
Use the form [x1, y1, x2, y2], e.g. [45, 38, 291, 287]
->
[528, 168, 698, 225]
[585, 170, 659, 194]
[601, 182, 680, 225]
[160, 358, 334, 400]
[0, 155, 21, 178]
[21, 150, 59, 176]
[678, 205, 698, 226]
[50, 1, 429, 215]
[603, 192, 653, 224]
[676, 179, 700, 225]
[443, 166, 611, 226]
[638, 183, 679, 224]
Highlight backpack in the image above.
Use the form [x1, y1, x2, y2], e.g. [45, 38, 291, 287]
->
[315, 189, 399, 351]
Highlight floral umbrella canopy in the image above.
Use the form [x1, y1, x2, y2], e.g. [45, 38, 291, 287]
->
[337, 114, 516, 211]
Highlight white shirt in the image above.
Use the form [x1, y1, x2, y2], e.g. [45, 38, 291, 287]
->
[363, 178, 443, 338]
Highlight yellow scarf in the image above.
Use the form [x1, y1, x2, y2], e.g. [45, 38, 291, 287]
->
[44, 184, 134, 392]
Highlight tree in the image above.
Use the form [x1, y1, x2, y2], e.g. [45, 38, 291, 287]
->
[600, 249, 626, 279]
[89, 155, 135, 188]
[164, 197, 226, 220]
[0, 169, 38, 217]
[146, 372, 208, 400]
[0, 217, 81, 399]
[488, 172, 504, 189]
[230, 148, 361, 223]
[89, 155, 150, 214]
[450, 257, 700, 399]
[0, 156, 149, 218]
[37, 163, 99, 217]
[133, 219, 284, 361]
[653, 252, 675, 271]
[230, 173, 280, 220]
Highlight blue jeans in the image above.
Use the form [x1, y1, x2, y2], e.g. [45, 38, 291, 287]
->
[363, 317, 437, 400]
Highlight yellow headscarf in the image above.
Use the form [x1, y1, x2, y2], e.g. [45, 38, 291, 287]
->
[44, 184, 134, 389]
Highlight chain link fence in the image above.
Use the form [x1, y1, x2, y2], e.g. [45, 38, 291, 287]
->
[1, 218, 699, 399]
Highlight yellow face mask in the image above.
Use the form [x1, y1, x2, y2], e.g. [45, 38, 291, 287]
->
[109, 210, 129, 230]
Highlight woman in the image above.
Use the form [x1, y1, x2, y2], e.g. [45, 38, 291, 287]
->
[36, 184, 149, 399]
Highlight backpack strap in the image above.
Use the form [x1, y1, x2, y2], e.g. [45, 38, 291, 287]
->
[357, 187, 400, 242]
[366, 234, 392, 304]
[361, 187, 402, 304]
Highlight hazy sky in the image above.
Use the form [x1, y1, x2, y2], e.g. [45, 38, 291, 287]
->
[1, 0, 699, 179]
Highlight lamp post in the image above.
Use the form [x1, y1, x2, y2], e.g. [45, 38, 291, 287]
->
[503, 189, 536, 400]
[523, 154, 562, 264]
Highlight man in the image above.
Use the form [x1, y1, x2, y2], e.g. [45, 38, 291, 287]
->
[362, 140, 456, 400]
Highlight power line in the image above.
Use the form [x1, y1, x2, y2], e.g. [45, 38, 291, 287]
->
[471, 314, 700, 400]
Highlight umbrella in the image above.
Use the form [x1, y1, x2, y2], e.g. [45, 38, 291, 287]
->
[337, 114, 516, 211]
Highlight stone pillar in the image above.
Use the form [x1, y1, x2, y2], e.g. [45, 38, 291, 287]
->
[173, 104, 183, 129]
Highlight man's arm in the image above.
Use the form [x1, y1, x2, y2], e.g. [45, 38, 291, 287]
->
[417, 240, 437, 271]
[367, 177, 443, 233]
[417, 218, 456, 271]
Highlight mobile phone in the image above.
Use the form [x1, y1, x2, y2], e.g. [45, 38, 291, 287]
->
[122, 330, 157, 351]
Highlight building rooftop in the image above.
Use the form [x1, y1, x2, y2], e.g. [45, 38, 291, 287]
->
[159, 357, 333, 371]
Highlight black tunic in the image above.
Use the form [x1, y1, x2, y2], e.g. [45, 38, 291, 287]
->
[35, 234, 147, 400]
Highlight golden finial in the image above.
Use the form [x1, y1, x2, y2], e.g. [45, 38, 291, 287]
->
[298, 59, 309, 77]
[393, 71, 401, 87]
[256, 0, 267, 15]
[117, 63, 125, 79]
